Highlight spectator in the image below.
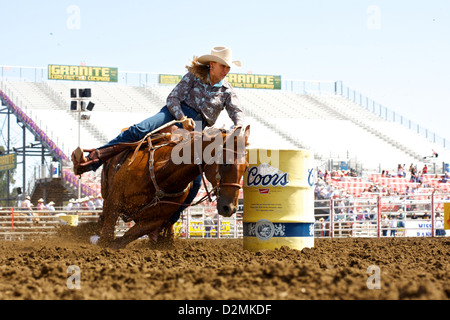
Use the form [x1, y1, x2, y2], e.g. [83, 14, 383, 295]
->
[45, 201, 56, 213]
[81, 197, 90, 210]
[36, 198, 45, 210]
[435, 212, 445, 236]
[66, 199, 75, 211]
[381, 214, 389, 236]
[389, 215, 397, 237]
[87, 196, 96, 210]
[397, 164, 405, 177]
[204, 214, 213, 238]
[94, 195, 103, 209]
[21, 196, 32, 211]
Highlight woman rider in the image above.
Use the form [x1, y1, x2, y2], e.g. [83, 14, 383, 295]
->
[72, 46, 245, 223]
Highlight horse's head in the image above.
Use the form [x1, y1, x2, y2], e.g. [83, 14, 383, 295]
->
[203, 125, 250, 217]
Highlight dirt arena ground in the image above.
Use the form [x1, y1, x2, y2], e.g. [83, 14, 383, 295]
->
[0, 227, 448, 300]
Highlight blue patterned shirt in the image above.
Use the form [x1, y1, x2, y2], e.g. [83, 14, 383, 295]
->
[166, 72, 245, 127]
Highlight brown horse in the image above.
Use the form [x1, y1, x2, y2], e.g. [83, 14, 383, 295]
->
[94, 125, 250, 249]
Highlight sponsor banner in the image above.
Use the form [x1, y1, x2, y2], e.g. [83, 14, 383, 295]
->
[0, 153, 17, 172]
[48, 64, 118, 82]
[227, 74, 281, 90]
[445, 203, 450, 230]
[174, 221, 231, 236]
[159, 73, 282, 90]
[405, 220, 448, 237]
[159, 74, 183, 85]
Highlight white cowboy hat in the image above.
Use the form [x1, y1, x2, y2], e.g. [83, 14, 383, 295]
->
[197, 46, 242, 68]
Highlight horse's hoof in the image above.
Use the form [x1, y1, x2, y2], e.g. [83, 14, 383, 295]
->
[90, 235, 100, 244]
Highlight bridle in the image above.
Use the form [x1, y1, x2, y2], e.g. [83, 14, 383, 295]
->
[145, 136, 247, 208]
[199, 146, 247, 203]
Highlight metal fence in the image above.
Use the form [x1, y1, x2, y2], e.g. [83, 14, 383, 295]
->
[1, 193, 448, 241]
[314, 193, 449, 238]
[0, 206, 244, 241]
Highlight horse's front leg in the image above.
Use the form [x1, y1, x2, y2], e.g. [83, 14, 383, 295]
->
[96, 200, 121, 247]
[110, 218, 165, 250]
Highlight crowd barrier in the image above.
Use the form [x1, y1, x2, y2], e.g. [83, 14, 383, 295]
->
[314, 192, 449, 238]
[0, 207, 244, 241]
[1, 194, 448, 241]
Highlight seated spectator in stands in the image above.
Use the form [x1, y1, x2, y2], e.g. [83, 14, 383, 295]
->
[410, 171, 417, 182]
[416, 172, 424, 184]
[397, 164, 405, 177]
[422, 212, 430, 219]
[440, 174, 448, 183]
[94, 195, 103, 209]
[335, 209, 346, 221]
[66, 199, 75, 211]
[411, 213, 418, 219]
[422, 165, 428, 174]
[45, 201, 56, 213]
[36, 198, 45, 210]
[356, 209, 365, 221]
[87, 196, 96, 210]
[72, 199, 81, 211]
[405, 185, 411, 195]
[317, 169, 324, 180]
[81, 197, 90, 210]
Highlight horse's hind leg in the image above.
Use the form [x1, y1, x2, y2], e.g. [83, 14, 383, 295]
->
[110, 219, 164, 250]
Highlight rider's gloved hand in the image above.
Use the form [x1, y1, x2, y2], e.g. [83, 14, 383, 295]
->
[180, 116, 195, 131]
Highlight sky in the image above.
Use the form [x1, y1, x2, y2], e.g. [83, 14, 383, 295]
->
[1, 0, 450, 139]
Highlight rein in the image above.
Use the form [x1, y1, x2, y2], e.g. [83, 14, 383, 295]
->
[127, 128, 247, 224]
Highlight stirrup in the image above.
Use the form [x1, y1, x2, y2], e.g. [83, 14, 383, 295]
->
[72, 147, 97, 175]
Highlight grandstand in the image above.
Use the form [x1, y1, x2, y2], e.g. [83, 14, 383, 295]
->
[1, 66, 450, 205]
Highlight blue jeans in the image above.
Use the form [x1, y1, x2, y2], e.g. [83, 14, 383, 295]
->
[100, 103, 206, 224]
[101, 103, 207, 148]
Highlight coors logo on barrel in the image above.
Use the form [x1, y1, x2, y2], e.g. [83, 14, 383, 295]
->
[246, 163, 289, 187]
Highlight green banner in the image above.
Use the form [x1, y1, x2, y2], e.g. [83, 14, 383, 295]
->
[0, 153, 17, 172]
[159, 73, 281, 90]
[227, 74, 281, 90]
[159, 74, 183, 85]
[48, 64, 118, 82]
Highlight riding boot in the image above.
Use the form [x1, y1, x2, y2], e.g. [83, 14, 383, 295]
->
[72, 144, 128, 175]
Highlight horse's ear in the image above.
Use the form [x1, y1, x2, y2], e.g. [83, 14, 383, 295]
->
[244, 125, 250, 143]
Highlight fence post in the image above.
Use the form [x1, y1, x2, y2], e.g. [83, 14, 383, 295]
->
[11, 207, 14, 230]
[329, 199, 334, 238]
[186, 209, 190, 239]
[431, 191, 435, 237]
[377, 195, 381, 238]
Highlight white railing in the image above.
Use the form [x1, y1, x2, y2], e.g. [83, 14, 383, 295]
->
[314, 192, 449, 238]
[0, 206, 244, 241]
[1, 193, 448, 242]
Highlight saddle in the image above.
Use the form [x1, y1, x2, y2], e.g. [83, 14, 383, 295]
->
[72, 123, 179, 175]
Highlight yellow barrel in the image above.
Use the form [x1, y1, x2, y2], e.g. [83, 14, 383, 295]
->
[243, 148, 315, 251]
[59, 215, 79, 226]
